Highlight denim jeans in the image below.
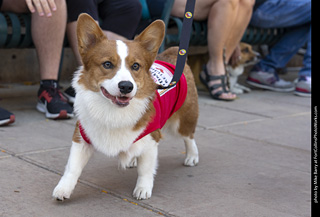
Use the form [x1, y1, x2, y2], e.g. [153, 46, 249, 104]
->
[250, 0, 311, 77]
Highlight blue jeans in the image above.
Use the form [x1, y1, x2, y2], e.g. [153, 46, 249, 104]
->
[250, 0, 311, 77]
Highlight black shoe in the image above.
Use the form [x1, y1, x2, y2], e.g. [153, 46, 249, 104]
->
[0, 107, 15, 126]
[63, 86, 76, 104]
[36, 81, 74, 119]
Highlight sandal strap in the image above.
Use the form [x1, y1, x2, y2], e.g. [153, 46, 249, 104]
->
[206, 74, 226, 82]
[202, 65, 230, 93]
[208, 83, 223, 91]
[203, 66, 227, 83]
[207, 75, 228, 92]
[211, 90, 224, 99]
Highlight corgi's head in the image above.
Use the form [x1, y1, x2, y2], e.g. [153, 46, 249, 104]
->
[76, 13, 165, 107]
[230, 42, 260, 68]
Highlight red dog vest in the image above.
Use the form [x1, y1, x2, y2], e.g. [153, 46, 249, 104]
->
[79, 60, 187, 144]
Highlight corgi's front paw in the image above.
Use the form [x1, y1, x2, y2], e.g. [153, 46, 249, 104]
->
[184, 154, 199, 167]
[133, 176, 153, 200]
[52, 178, 76, 201]
[133, 186, 152, 200]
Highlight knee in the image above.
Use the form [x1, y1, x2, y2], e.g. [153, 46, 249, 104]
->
[219, 0, 241, 10]
[54, 0, 67, 9]
[239, 0, 255, 9]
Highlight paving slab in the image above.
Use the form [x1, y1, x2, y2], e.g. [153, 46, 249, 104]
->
[0, 156, 161, 217]
[198, 90, 310, 118]
[0, 83, 311, 217]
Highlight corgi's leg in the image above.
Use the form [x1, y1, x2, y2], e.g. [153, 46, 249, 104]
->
[165, 118, 199, 167]
[183, 136, 199, 167]
[53, 141, 94, 201]
[127, 157, 138, 168]
[133, 138, 158, 200]
[118, 152, 137, 169]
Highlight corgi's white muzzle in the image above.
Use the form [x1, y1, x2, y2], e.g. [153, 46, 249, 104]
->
[100, 81, 135, 107]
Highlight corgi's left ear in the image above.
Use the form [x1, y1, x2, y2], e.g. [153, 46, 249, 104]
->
[77, 13, 106, 56]
[134, 20, 165, 55]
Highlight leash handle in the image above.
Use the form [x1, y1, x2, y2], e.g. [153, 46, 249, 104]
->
[157, 0, 196, 89]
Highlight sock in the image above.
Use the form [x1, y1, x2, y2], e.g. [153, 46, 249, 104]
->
[40, 80, 58, 88]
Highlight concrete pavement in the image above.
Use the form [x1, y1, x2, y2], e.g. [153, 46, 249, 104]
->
[0, 76, 311, 217]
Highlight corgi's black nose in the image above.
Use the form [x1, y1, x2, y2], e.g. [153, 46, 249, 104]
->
[118, 81, 134, 94]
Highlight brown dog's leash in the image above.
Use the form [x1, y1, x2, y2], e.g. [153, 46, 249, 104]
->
[157, 0, 196, 89]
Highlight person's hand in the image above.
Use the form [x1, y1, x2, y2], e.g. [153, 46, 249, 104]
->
[25, 0, 57, 17]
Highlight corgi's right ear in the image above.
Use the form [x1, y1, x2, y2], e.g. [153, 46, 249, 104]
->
[77, 13, 106, 57]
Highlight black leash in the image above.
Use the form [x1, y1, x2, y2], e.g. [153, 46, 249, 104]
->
[157, 0, 196, 89]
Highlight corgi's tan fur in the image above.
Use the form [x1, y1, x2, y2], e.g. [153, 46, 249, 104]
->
[228, 42, 260, 94]
[53, 14, 199, 201]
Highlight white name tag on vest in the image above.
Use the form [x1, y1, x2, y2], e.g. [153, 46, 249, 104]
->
[149, 62, 175, 96]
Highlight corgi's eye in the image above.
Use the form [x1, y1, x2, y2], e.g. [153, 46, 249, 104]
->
[132, 63, 140, 71]
[103, 61, 113, 69]
[242, 48, 249, 53]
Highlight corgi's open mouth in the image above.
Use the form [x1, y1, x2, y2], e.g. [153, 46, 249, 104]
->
[100, 86, 132, 107]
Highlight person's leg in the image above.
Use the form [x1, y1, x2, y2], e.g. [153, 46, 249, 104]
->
[2, 0, 73, 119]
[250, 0, 311, 29]
[67, 0, 100, 66]
[66, 22, 81, 66]
[247, 0, 311, 92]
[300, 27, 311, 78]
[2, 0, 66, 80]
[67, 20, 126, 67]
[256, 24, 310, 73]
[204, 0, 241, 100]
[295, 26, 311, 97]
[32, 0, 67, 80]
[32, 0, 73, 118]
[224, 0, 254, 60]
[172, 0, 241, 100]
[67, 0, 140, 66]
[1, 0, 28, 12]
[98, 0, 142, 40]
[251, 0, 311, 71]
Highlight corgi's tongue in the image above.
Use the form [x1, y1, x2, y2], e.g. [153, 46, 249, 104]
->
[101, 87, 131, 107]
[115, 96, 131, 106]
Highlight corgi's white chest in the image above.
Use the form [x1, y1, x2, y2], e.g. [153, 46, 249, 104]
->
[72, 69, 151, 156]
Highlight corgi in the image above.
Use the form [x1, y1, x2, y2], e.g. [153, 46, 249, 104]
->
[227, 43, 260, 94]
[52, 14, 199, 201]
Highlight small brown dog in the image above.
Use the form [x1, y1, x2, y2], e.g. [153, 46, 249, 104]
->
[227, 42, 260, 94]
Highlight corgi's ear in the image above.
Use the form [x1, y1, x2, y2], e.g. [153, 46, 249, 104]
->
[134, 20, 165, 55]
[77, 13, 106, 56]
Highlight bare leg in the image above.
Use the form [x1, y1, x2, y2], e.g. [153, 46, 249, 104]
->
[66, 22, 82, 66]
[172, 0, 238, 100]
[1, 0, 67, 81]
[205, 0, 240, 100]
[32, 0, 67, 80]
[225, 0, 254, 60]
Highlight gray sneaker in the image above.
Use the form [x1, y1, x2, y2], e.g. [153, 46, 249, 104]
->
[246, 71, 295, 92]
[294, 76, 311, 97]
